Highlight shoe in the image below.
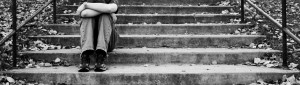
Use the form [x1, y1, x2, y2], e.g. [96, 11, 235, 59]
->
[94, 64, 107, 72]
[78, 65, 90, 72]
[78, 51, 92, 72]
[95, 50, 107, 72]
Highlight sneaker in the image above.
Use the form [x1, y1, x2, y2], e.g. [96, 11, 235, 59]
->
[94, 64, 107, 72]
[78, 65, 90, 72]
[78, 51, 92, 72]
[95, 50, 107, 72]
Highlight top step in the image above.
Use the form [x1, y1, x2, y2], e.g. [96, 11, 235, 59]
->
[64, 0, 229, 5]
[59, 5, 234, 14]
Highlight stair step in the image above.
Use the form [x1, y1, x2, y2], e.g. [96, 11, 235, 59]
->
[63, 0, 228, 5]
[28, 35, 265, 48]
[57, 14, 240, 24]
[4, 65, 298, 84]
[20, 48, 280, 65]
[43, 24, 252, 35]
[59, 5, 234, 14]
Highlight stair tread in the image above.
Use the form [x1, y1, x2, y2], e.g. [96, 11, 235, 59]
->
[65, 5, 235, 7]
[5, 65, 297, 74]
[21, 48, 280, 54]
[29, 35, 265, 38]
[44, 23, 251, 26]
[61, 5, 235, 14]
[63, 0, 229, 5]
[58, 14, 240, 16]
[28, 35, 265, 48]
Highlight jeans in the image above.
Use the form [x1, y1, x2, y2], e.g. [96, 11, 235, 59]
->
[80, 13, 117, 54]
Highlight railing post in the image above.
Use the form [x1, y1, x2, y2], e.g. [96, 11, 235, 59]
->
[12, 0, 17, 67]
[241, 0, 245, 23]
[53, 0, 57, 23]
[282, 0, 288, 67]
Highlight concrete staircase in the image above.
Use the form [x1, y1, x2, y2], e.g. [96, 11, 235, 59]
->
[3, 0, 300, 84]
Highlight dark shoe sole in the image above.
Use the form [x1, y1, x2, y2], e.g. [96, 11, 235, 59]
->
[78, 67, 90, 72]
[94, 67, 107, 72]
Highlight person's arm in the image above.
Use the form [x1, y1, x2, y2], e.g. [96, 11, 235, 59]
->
[85, 3, 118, 13]
[76, 3, 86, 16]
[81, 10, 118, 21]
[80, 9, 102, 17]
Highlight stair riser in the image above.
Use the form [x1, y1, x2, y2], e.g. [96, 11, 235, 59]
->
[29, 36, 265, 48]
[22, 52, 278, 65]
[57, 15, 240, 24]
[62, 0, 227, 5]
[43, 24, 250, 35]
[59, 6, 233, 14]
[5, 73, 298, 85]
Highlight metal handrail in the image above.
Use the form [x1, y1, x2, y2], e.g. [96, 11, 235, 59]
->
[0, 0, 56, 67]
[0, 0, 54, 45]
[245, 0, 300, 43]
[246, 0, 300, 44]
[243, 0, 300, 67]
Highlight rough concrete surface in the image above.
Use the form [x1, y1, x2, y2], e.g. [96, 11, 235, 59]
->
[29, 35, 265, 48]
[4, 65, 299, 85]
[21, 48, 279, 65]
[60, 5, 234, 14]
[57, 14, 239, 24]
[43, 24, 251, 35]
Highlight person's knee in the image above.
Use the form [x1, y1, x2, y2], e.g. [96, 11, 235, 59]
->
[80, 10, 89, 17]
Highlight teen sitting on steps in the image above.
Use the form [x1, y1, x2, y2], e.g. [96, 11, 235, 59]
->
[76, 0, 118, 72]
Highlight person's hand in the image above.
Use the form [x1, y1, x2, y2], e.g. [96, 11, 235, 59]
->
[83, 2, 88, 8]
[76, 2, 87, 15]
[111, 13, 117, 23]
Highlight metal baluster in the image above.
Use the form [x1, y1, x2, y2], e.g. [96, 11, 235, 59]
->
[282, 0, 288, 67]
[12, 0, 17, 67]
[241, 0, 245, 23]
[53, 0, 57, 23]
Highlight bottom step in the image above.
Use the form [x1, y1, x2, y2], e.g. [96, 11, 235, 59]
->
[20, 48, 280, 65]
[4, 65, 299, 85]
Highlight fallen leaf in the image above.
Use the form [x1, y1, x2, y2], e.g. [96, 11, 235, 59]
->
[266, 64, 274, 68]
[254, 58, 261, 64]
[44, 63, 52, 67]
[156, 22, 162, 24]
[143, 64, 149, 67]
[249, 43, 256, 48]
[257, 79, 267, 85]
[289, 63, 299, 69]
[212, 60, 217, 65]
[190, 64, 195, 66]
[287, 75, 296, 84]
[6, 77, 14, 83]
[283, 75, 287, 82]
